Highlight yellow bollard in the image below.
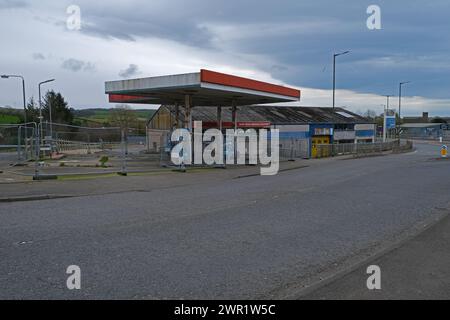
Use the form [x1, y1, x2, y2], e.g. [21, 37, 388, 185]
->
[441, 145, 448, 158]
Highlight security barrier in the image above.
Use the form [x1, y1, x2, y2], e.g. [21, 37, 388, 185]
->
[315, 140, 413, 158]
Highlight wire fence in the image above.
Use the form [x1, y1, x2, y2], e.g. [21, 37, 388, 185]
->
[279, 138, 310, 160]
[0, 123, 37, 161]
[1, 122, 415, 180]
[315, 140, 413, 158]
[155, 133, 311, 167]
[0, 121, 149, 179]
[399, 130, 450, 141]
[41, 122, 121, 155]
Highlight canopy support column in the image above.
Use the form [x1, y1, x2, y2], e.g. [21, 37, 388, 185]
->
[175, 103, 180, 129]
[217, 106, 222, 132]
[184, 95, 192, 131]
[231, 100, 237, 130]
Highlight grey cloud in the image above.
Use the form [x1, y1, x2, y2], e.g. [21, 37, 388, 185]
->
[0, 0, 28, 9]
[82, 22, 136, 42]
[119, 64, 140, 78]
[3, 0, 450, 108]
[83, 62, 96, 72]
[32, 52, 45, 60]
[20, 0, 450, 99]
[61, 58, 96, 72]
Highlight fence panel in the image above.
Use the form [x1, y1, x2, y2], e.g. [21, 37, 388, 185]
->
[0, 124, 37, 163]
[315, 140, 412, 158]
[279, 138, 309, 160]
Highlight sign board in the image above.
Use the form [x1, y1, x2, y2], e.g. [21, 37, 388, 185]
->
[385, 116, 396, 129]
[441, 145, 448, 158]
[314, 128, 333, 136]
[199, 121, 271, 129]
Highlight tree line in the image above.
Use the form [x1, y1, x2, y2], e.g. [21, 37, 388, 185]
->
[1, 90, 143, 132]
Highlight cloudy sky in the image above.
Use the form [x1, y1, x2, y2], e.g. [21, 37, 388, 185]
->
[0, 0, 449, 116]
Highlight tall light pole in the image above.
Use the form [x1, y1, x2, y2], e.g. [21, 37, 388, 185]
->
[385, 94, 391, 110]
[332, 50, 350, 109]
[398, 81, 410, 122]
[1, 74, 27, 134]
[38, 79, 55, 142]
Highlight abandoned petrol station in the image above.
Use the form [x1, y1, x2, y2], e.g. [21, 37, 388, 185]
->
[105, 69, 375, 159]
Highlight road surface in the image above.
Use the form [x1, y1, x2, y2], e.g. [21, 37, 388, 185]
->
[0, 142, 449, 299]
[301, 212, 450, 299]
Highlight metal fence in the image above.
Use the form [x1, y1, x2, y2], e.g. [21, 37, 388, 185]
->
[2, 123, 414, 180]
[0, 121, 151, 178]
[400, 130, 450, 141]
[315, 140, 413, 158]
[279, 138, 310, 160]
[42, 122, 122, 155]
[155, 134, 311, 167]
[35, 122, 147, 157]
[0, 123, 38, 162]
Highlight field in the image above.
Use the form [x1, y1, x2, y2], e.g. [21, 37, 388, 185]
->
[74, 108, 156, 121]
[0, 114, 21, 124]
[0, 107, 157, 132]
[74, 108, 156, 125]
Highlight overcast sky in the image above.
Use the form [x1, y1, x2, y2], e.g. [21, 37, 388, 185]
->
[1, 0, 449, 116]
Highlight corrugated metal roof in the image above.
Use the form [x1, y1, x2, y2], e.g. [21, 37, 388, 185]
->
[160, 105, 372, 124]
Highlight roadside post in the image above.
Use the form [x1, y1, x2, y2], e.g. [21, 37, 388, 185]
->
[17, 125, 22, 161]
[34, 123, 40, 180]
[119, 129, 128, 176]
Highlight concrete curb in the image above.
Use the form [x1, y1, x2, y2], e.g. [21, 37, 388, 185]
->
[33, 174, 58, 181]
[0, 194, 74, 203]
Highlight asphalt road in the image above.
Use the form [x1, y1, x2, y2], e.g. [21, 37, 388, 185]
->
[0, 142, 449, 299]
[302, 212, 450, 299]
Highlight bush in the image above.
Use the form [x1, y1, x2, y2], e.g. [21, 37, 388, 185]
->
[99, 156, 109, 167]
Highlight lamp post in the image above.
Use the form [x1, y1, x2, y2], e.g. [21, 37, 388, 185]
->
[332, 50, 350, 109]
[1, 74, 27, 134]
[398, 81, 410, 122]
[1, 74, 28, 160]
[38, 79, 55, 143]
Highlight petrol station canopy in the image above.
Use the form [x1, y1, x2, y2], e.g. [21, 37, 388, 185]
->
[105, 69, 300, 106]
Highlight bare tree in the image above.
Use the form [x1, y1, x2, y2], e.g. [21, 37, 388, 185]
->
[363, 109, 377, 120]
[109, 104, 138, 133]
[109, 105, 138, 155]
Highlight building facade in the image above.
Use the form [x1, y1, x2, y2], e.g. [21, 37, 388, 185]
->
[147, 105, 376, 159]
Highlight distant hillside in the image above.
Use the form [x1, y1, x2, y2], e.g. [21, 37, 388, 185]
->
[0, 107, 23, 124]
[0, 114, 21, 124]
[0, 106, 157, 128]
[73, 108, 156, 124]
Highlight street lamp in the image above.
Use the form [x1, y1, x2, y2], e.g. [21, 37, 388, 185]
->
[1, 74, 27, 132]
[38, 79, 55, 141]
[398, 81, 411, 122]
[333, 50, 350, 109]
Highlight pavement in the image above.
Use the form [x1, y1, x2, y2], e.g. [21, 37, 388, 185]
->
[300, 212, 450, 299]
[0, 141, 449, 299]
